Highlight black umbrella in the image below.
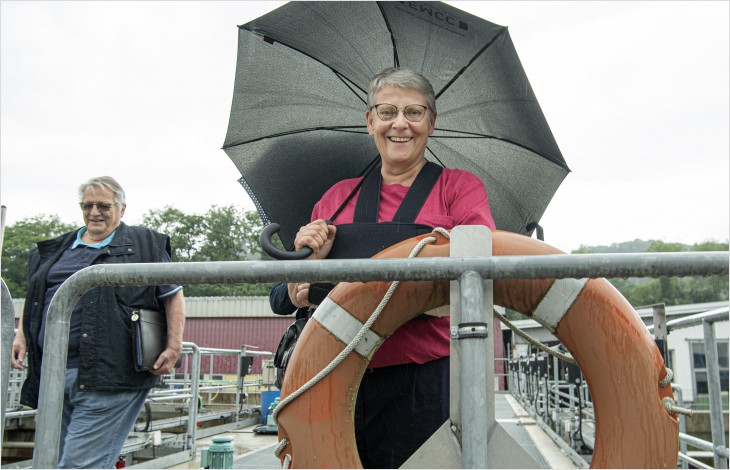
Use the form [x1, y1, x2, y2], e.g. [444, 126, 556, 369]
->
[223, 1, 569, 251]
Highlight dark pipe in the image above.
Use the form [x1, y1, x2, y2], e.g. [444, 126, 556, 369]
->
[259, 223, 313, 260]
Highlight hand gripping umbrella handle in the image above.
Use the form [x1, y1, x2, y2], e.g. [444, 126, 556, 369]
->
[260, 223, 313, 260]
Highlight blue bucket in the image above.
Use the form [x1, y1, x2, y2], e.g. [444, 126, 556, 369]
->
[260, 390, 280, 424]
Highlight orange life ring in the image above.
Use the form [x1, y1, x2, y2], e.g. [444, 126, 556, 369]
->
[276, 230, 679, 468]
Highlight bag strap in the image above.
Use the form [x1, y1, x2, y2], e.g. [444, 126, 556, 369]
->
[353, 161, 383, 222]
[329, 156, 380, 223]
[353, 161, 443, 223]
[392, 161, 443, 223]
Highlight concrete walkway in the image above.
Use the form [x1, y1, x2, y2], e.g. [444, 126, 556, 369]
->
[169, 392, 579, 469]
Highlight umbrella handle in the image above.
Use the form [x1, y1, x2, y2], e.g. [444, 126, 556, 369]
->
[260, 223, 313, 260]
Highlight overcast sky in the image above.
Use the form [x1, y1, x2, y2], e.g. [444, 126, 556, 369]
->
[1, 1, 728, 253]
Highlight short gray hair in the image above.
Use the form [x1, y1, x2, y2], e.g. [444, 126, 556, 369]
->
[78, 176, 126, 206]
[367, 67, 437, 113]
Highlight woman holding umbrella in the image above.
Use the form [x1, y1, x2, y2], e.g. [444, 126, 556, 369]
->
[274, 67, 495, 468]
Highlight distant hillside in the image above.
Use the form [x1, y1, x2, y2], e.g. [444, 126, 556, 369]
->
[572, 239, 669, 254]
[567, 239, 728, 307]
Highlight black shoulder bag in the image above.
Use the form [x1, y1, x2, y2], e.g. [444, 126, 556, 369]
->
[273, 316, 309, 389]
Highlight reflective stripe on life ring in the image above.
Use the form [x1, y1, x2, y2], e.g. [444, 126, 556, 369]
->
[532, 277, 588, 332]
[276, 230, 679, 469]
[312, 297, 385, 360]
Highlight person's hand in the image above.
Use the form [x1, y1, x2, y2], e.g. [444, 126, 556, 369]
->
[294, 219, 336, 260]
[150, 347, 181, 376]
[11, 331, 27, 370]
[288, 282, 312, 309]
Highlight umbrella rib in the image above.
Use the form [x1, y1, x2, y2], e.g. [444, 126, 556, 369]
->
[221, 126, 367, 149]
[435, 28, 507, 99]
[425, 147, 446, 168]
[376, 1, 400, 67]
[432, 128, 569, 170]
[334, 72, 367, 106]
[240, 26, 369, 98]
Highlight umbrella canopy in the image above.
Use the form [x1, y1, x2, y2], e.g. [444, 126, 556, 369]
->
[223, 1, 569, 250]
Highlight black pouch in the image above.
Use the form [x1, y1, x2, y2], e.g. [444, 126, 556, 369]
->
[131, 309, 181, 372]
[273, 317, 309, 389]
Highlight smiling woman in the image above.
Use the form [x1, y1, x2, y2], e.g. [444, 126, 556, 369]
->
[270, 67, 499, 469]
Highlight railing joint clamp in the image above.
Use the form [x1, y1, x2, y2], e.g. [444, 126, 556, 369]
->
[452, 322, 489, 339]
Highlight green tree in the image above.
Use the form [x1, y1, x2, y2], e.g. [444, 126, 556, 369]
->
[575, 239, 729, 307]
[139, 205, 278, 297]
[1, 215, 77, 299]
[140, 206, 205, 262]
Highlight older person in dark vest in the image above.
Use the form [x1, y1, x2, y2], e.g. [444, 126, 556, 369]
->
[11, 176, 186, 468]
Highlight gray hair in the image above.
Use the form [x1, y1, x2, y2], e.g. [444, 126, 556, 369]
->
[78, 176, 126, 206]
[367, 67, 437, 113]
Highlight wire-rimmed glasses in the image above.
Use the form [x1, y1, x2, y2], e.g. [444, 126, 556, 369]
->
[372, 103, 429, 122]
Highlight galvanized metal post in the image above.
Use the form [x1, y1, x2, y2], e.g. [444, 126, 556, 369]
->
[184, 342, 201, 454]
[1, 205, 7, 250]
[235, 346, 245, 423]
[672, 385, 688, 469]
[652, 304, 668, 364]
[32, 287, 77, 468]
[1, 279, 16, 439]
[450, 225, 493, 468]
[459, 270, 489, 468]
[702, 320, 728, 469]
[553, 355, 560, 432]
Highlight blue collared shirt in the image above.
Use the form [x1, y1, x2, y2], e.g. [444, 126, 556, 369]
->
[71, 227, 116, 249]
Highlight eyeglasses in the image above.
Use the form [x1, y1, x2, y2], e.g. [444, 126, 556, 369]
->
[372, 104, 430, 123]
[79, 202, 116, 213]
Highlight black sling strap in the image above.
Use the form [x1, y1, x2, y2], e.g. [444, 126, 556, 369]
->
[353, 161, 443, 223]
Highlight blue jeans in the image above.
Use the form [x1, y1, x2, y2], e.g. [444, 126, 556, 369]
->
[58, 368, 149, 468]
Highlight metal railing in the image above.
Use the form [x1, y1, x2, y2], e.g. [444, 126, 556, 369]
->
[120, 343, 272, 468]
[665, 308, 729, 469]
[508, 351, 594, 465]
[2, 341, 272, 468]
[3, 229, 727, 468]
[509, 305, 729, 469]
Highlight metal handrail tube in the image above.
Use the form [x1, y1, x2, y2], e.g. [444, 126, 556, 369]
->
[34, 252, 730, 288]
[196, 346, 272, 357]
[679, 432, 730, 458]
[551, 388, 581, 404]
[4, 409, 38, 419]
[677, 452, 715, 470]
[238, 350, 273, 357]
[197, 347, 272, 357]
[147, 394, 195, 402]
[152, 384, 237, 396]
[646, 307, 729, 333]
[31, 252, 729, 468]
[665, 308, 728, 332]
[198, 347, 240, 354]
[161, 379, 260, 387]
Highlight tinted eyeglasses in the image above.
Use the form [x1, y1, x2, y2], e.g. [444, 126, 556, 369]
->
[372, 104, 430, 123]
[79, 202, 116, 213]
